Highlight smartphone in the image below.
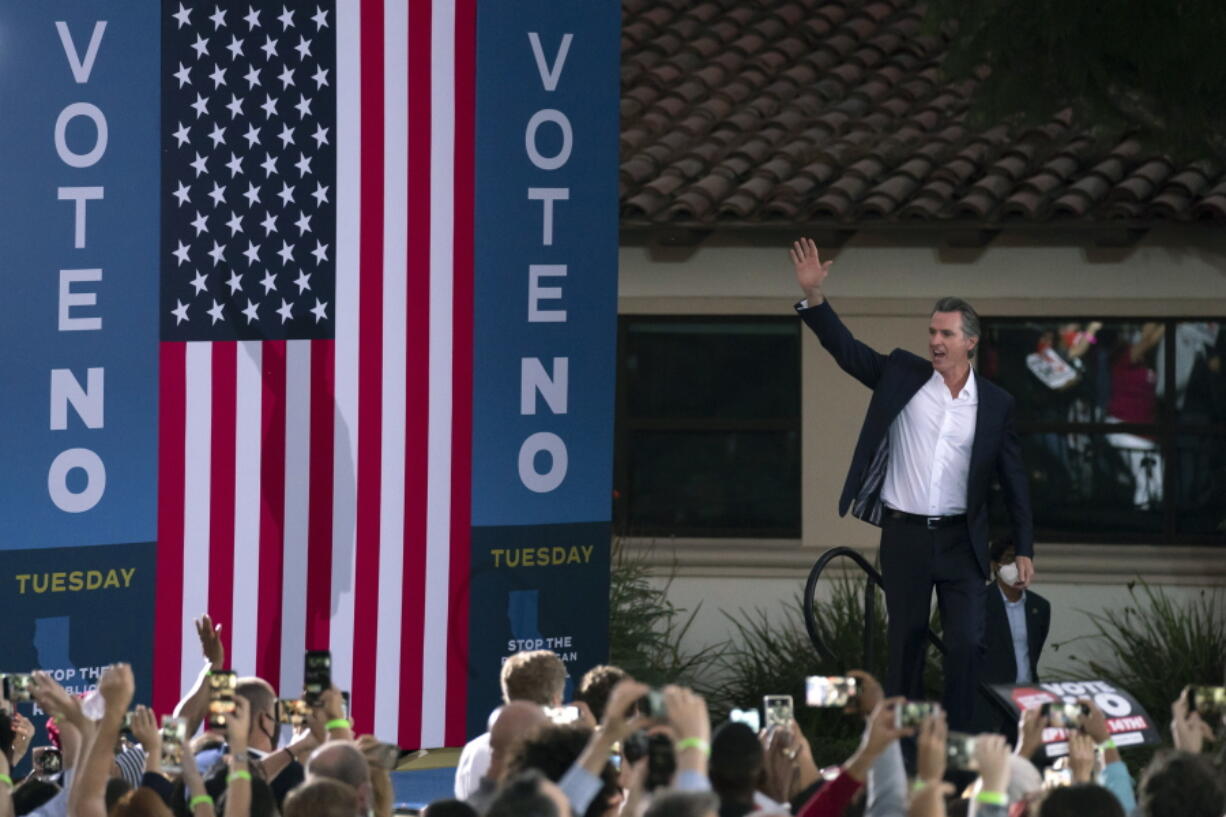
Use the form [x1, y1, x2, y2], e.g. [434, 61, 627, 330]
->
[33, 746, 63, 777]
[544, 705, 580, 725]
[896, 701, 941, 729]
[621, 730, 649, 764]
[1, 673, 35, 703]
[729, 708, 761, 733]
[645, 733, 676, 791]
[161, 716, 188, 774]
[946, 731, 978, 770]
[637, 690, 667, 719]
[1041, 701, 1089, 729]
[806, 676, 858, 707]
[1187, 686, 1226, 720]
[277, 698, 310, 726]
[304, 650, 332, 706]
[207, 670, 238, 731]
[341, 690, 351, 719]
[763, 695, 794, 729]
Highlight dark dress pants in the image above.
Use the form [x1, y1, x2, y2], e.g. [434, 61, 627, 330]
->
[879, 516, 986, 732]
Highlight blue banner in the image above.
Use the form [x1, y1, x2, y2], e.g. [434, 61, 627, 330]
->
[470, 0, 619, 733]
[0, 2, 160, 551]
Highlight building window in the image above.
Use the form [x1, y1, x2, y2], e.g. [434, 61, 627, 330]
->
[980, 318, 1225, 543]
[613, 317, 802, 538]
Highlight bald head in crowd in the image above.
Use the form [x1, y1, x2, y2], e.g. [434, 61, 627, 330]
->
[308, 741, 373, 815]
[487, 701, 549, 783]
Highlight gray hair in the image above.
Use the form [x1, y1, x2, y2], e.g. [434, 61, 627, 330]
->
[931, 296, 981, 359]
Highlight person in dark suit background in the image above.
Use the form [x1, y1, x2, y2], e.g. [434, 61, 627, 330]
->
[791, 238, 1034, 730]
[974, 537, 1052, 740]
[983, 537, 1051, 685]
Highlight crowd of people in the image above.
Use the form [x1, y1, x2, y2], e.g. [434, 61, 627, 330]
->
[1, 615, 1223, 817]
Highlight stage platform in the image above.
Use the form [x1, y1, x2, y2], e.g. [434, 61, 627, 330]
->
[391, 748, 462, 812]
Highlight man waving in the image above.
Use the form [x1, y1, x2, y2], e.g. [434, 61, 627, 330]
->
[791, 238, 1033, 730]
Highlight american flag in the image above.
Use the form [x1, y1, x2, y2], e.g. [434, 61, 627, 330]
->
[153, 0, 475, 750]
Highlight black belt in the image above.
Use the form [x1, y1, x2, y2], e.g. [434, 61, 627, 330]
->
[884, 509, 967, 530]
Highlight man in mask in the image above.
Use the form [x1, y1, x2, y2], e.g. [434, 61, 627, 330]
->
[975, 537, 1052, 737]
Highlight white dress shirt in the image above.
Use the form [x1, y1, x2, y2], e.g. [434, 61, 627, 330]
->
[881, 368, 978, 516]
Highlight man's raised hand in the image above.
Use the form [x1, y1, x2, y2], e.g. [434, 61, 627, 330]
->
[790, 237, 832, 305]
[195, 614, 225, 670]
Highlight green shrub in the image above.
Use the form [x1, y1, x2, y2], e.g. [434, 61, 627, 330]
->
[1054, 580, 1226, 776]
[711, 572, 943, 767]
[607, 540, 725, 692]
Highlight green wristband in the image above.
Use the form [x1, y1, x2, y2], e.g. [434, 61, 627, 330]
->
[0, 774, 13, 788]
[228, 770, 253, 783]
[976, 791, 1007, 806]
[1097, 738, 1117, 751]
[675, 737, 710, 756]
[911, 779, 928, 792]
[325, 718, 351, 731]
[190, 794, 215, 809]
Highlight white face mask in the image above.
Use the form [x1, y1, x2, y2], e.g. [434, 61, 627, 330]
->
[997, 562, 1020, 586]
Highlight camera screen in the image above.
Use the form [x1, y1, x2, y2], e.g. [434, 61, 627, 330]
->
[946, 732, 978, 770]
[763, 695, 793, 728]
[304, 651, 332, 704]
[805, 676, 857, 707]
[896, 701, 940, 729]
[207, 671, 237, 730]
[161, 716, 188, 772]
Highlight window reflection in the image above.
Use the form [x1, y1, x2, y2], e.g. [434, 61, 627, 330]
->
[984, 318, 1225, 541]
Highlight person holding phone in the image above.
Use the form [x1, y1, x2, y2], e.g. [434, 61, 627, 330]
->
[791, 239, 1034, 731]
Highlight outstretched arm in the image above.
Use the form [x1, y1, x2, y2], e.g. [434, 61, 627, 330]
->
[791, 238, 888, 388]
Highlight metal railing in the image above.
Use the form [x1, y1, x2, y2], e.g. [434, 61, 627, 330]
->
[802, 546, 1012, 723]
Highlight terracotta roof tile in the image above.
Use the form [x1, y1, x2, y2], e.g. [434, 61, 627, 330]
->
[620, 0, 1226, 226]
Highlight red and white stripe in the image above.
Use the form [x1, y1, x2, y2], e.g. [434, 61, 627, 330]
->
[154, 0, 475, 750]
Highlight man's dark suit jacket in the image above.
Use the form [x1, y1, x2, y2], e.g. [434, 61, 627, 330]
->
[982, 586, 1052, 684]
[799, 300, 1033, 577]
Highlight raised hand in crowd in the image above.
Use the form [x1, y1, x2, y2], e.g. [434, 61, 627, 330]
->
[226, 696, 253, 817]
[69, 663, 135, 817]
[1171, 686, 1216, 754]
[1015, 705, 1048, 760]
[1078, 697, 1125, 768]
[31, 671, 88, 771]
[197, 614, 226, 670]
[908, 712, 950, 817]
[797, 697, 912, 817]
[181, 728, 217, 817]
[974, 733, 1011, 792]
[356, 735, 396, 817]
[844, 697, 912, 783]
[847, 670, 883, 718]
[175, 613, 228, 736]
[663, 685, 711, 779]
[1067, 732, 1097, 784]
[319, 686, 353, 741]
[575, 678, 649, 779]
[8, 713, 35, 768]
[761, 719, 820, 805]
[129, 704, 163, 775]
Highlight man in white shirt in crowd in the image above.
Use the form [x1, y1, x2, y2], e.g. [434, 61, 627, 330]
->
[454, 650, 566, 799]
